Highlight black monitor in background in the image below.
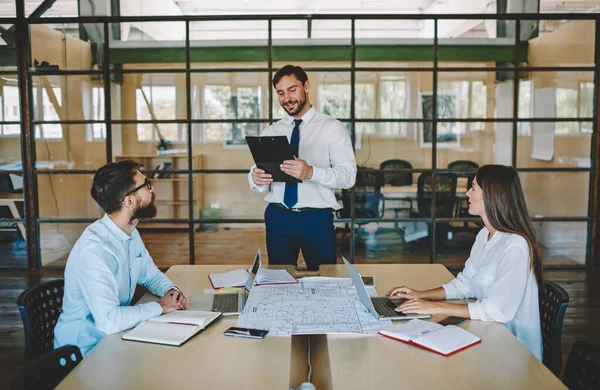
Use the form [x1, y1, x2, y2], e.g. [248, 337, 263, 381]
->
[0, 172, 22, 193]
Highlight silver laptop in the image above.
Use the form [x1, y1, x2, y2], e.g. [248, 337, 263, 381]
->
[342, 257, 430, 321]
[190, 249, 262, 316]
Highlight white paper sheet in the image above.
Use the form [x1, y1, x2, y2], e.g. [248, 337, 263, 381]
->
[237, 281, 391, 335]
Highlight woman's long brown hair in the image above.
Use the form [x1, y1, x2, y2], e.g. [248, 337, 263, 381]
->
[475, 165, 544, 294]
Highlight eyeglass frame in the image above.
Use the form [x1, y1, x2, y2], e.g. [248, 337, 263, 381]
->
[123, 177, 152, 201]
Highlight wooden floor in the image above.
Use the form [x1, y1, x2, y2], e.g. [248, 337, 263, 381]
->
[1, 225, 584, 268]
[1, 264, 599, 389]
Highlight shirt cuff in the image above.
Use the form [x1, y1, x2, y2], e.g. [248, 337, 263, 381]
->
[142, 301, 163, 319]
[310, 166, 326, 184]
[442, 282, 459, 300]
[165, 285, 180, 296]
[468, 301, 483, 320]
[248, 172, 268, 193]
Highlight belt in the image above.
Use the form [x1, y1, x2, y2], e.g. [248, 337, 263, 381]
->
[270, 203, 330, 213]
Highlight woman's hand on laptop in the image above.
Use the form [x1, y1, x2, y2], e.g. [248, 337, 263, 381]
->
[386, 286, 423, 300]
[395, 299, 441, 315]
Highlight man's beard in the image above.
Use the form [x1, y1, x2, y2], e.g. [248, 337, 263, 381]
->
[282, 92, 307, 116]
[130, 195, 157, 223]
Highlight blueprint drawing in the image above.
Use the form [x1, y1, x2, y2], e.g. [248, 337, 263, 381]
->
[237, 279, 391, 335]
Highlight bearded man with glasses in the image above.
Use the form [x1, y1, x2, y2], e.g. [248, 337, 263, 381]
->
[54, 160, 187, 356]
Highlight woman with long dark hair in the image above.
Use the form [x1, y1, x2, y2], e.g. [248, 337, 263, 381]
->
[386, 164, 544, 360]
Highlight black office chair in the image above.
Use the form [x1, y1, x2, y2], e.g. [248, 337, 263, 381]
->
[10, 345, 82, 390]
[540, 281, 570, 377]
[336, 167, 386, 256]
[17, 279, 65, 360]
[406, 172, 457, 258]
[447, 160, 479, 177]
[380, 160, 414, 227]
[563, 341, 600, 389]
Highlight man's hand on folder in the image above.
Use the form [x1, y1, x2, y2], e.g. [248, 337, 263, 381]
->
[280, 157, 313, 180]
[252, 168, 273, 185]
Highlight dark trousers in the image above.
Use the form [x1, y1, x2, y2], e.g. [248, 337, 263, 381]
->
[264, 203, 336, 271]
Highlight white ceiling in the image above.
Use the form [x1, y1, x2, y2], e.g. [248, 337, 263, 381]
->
[0, 0, 598, 18]
[0, 0, 597, 43]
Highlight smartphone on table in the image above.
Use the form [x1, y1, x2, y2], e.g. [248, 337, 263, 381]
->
[224, 327, 269, 339]
[437, 316, 467, 326]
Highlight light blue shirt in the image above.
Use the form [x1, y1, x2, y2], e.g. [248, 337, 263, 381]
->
[54, 214, 177, 356]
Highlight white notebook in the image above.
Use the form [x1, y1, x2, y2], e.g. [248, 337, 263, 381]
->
[122, 310, 221, 346]
[254, 268, 298, 286]
[378, 319, 481, 356]
[208, 269, 250, 288]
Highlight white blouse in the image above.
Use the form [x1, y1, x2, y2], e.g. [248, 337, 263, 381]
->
[442, 227, 543, 361]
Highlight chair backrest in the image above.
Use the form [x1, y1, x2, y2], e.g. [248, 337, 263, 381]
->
[540, 281, 569, 377]
[10, 345, 82, 390]
[16, 279, 65, 360]
[563, 341, 600, 389]
[355, 166, 383, 193]
[415, 172, 457, 218]
[337, 167, 384, 220]
[379, 159, 413, 186]
[447, 160, 479, 178]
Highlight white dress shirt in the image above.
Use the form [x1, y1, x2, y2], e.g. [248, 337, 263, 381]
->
[248, 106, 357, 210]
[442, 227, 543, 361]
[54, 214, 177, 356]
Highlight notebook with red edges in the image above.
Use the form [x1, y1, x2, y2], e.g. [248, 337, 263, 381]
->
[378, 319, 481, 356]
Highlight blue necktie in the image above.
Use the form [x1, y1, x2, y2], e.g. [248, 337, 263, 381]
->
[283, 119, 302, 208]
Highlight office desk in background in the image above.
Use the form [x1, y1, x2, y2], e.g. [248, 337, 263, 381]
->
[0, 192, 25, 241]
[315, 264, 565, 390]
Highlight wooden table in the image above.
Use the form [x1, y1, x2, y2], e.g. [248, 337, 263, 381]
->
[56, 265, 308, 390]
[57, 264, 565, 390]
[314, 264, 566, 390]
[0, 192, 25, 240]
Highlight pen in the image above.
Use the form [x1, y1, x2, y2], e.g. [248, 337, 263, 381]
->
[415, 328, 435, 337]
[168, 321, 197, 327]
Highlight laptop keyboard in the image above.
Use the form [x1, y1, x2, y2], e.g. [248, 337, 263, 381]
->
[372, 297, 406, 318]
[212, 293, 239, 313]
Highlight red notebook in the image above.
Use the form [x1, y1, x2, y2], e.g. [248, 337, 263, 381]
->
[378, 319, 481, 356]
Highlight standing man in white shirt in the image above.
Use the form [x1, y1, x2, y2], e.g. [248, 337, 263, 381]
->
[54, 160, 187, 356]
[248, 65, 357, 271]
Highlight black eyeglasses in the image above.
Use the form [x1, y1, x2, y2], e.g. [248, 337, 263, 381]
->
[123, 178, 152, 199]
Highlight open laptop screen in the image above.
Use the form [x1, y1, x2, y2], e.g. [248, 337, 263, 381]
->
[342, 257, 379, 319]
[244, 249, 262, 291]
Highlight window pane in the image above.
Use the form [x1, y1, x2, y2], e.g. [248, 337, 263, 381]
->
[580, 82, 594, 133]
[204, 85, 232, 142]
[379, 77, 407, 137]
[40, 87, 63, 139]
[2, 85, 20, 136]
[136, 86, 180, 142]
[518, 80, 533, 135]
[224, 87, 262, 146]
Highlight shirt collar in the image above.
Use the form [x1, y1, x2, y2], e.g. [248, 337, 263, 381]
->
[482, 227, 506, 252]
[101, 213, 131, 242]
[287, 106, 316, 127]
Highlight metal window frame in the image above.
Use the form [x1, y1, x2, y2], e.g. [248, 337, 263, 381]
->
[1, 12, 598, 270]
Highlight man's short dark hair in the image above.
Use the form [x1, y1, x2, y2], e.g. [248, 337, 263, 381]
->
[272, 65, 309, 89]
[91, 160, 139, 214]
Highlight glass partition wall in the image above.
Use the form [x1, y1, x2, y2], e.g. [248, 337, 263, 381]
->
[1, 12, 598, 270]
